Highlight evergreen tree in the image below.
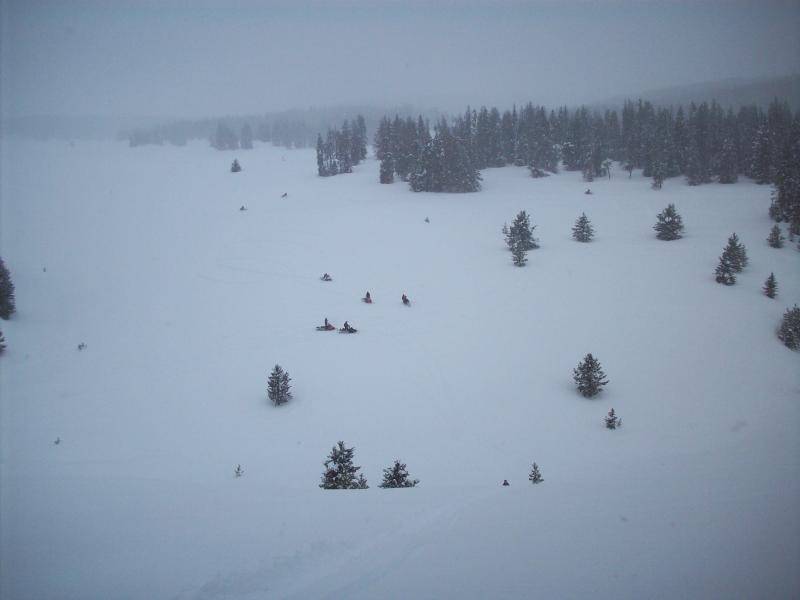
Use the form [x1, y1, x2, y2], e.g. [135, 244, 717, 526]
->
[316, 134, 326, 176]
[767, 225, 785, 248]
[0, 258, 16, 320]
[528, 462, 543, 484]
[230, 159, 242, 173]
[379, 154, 394, 184]
[651, 157, 666, 189]
[604, 408, 620, 429]
[763, 273, 777, 298]
[717, 136, 738, 183]
[511, 239, 528, 267]
[777, 305, 800, 350]
[573, 353, 608, 398]
[0, 329, 5, 354]
[267, 364, 292, 406]
[714, 253, 736, 285]
[320, 441, 369, 489]
[722, 233, 748, 272]
[750, 125, 773, 184]
[379, 459, 419, 488]
[211, 122, 239, 150]
[572, 213, 594, 242]
[653, 204, 684, 240]
[506, 210, 539, 252]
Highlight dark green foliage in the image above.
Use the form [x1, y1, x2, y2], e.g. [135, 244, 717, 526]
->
[572, 213, 594, 242]
[777, 305, 800, 350]
[506, 210, 538, 267]
[767, 225, 785, 248]
[379, 460, 419, 488]
[528, 462, 543, 484]
[511, 240, 527, 267]
[714, 252, 736, 285]
[0, 258, 15, 320]
[230, 159, 242, 173]
[722, 233, 748, 272]
[320, 441, 369, 489]
[379, 155, 394, 184]
[573, 353, 608, 398]
[763, 273, 777, 298]
[653, 204, 684, 240]
[409, 127, 481, 193]
[316, 116, 368, 177]
[267, 364, 292, 406]
[604, 408, 620, 430]
[0, 329, 5, 354]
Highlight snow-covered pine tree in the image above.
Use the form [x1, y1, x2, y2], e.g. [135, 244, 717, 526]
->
[267, 364, 291, 406]
[320, 441, 368, 489]
[777, 305, 800, 350]
[507, 210, 539, 252]
[763, 273, 777, 298]
[767, 225, 785, 248]
[604, 408, 620, 429]
[528, 462, 543, 484]
[230, 159, 242, 173]
[653, 204, 684, 240]
[316, 134, 327, 176]
[717, 137, 738, 183]
[0, 329, 5, 354]
[379, 459, 419, 488]
[715, 253, 736, 285]
[0, 258, 15, 320]
[379, 154, 394, 184]
[573, 353, 609, 398]
[572, 213, 594, 242]
[722, 233, 748, 272]
[511, 238, 528, 267]
[651, 158, 666, 189]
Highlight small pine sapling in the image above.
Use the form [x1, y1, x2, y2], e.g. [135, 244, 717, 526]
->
[573, 353, 609, 398]
[267, 364, 292, 406]
[604, 408, 621, 429]
[767, 225, 785, 248]
[763, 273, 777, 298]
[714, 254, 736, 285]
[230, 159, 242, 172]
[653, 204, 684, 240]
[723, 233, 748, 272]
[572, 213, 594, 242]
[379, 459, 419, 488]
[777, 305, 800, 350]
[529, 462, 543, 484]
[234, 464, 243, 477]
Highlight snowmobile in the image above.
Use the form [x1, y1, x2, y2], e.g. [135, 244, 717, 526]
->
[362, 292, 373, 304]
[402, 294, 411, 306]
[320, 273, 332, 282]
[316, 319, 336, 331]
[339, 322, 358, 334]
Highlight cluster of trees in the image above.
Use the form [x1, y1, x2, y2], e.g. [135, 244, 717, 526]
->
[0, 258, 14, 355]
[778, 305, 800, 350]
[319, 441, 418, 489]
[315, 116, 368, 176]
[375, 115, 481, 192]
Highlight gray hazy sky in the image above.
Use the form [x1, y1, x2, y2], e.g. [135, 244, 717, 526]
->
[1, 0, 799, 118]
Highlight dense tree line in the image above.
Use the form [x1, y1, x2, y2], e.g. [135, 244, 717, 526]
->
[315, 116, 368, 176]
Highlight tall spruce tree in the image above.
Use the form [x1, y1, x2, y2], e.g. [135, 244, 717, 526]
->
[320, 441, 369, 489]
[653, 204, 684, 240]
[572, 213, 594, 242]
[573, 353, 608, 398]
[767, 225, 785, 248]
[267, 364, 292, 406]
[379, 460, 419, 488]
[777, 305, 800, 350]
[506, 210, 539, 252]
[723, 233, 748, 272]
[763, 273, 777, 298]
[0, 258, 16, 319]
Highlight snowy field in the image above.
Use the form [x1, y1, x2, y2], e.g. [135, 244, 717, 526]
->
[1, 139, 798, 599]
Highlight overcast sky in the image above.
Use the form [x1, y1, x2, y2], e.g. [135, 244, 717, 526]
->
[1, 0, 798, 118]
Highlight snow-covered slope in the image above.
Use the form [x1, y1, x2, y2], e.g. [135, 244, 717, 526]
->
[1, 139, 798, 599]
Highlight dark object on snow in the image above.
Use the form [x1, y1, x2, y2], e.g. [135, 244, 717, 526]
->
[572, 213, 594, 242]
[777, 305, 800, 350]
[239, 205, 247, 211]
[77, 342, 87, 351]
[316, 318, 336, 331]
[573, 353, 609, 397]
[54, 437, 61, 445]
[362, 291, 372, 304]
[231, 159, 242, 173]
[767, 225, 785, 248]
[654, 204, 684, 240]
[321, 273, 332, 282]
[281, 192, 288, 198]
[529, 463, 543, 484]
[43, 267, 46, 272]
[502, 479, 510, 486]
[584, 188, 592, 195]
[605, 408, 621, 430]
[402, 293, 410, 306]
[235, 464, 243, 477]
[0, 329, 5, 354]
[0, 257, 16, 320]
[340, 321, 358, 334]
[424, 217, 430, 223]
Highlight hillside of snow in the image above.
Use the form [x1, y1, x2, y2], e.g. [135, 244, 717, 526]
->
[1, 139, 798, 599]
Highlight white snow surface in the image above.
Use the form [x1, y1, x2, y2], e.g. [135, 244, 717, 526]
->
[1, 139, 798, 599]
